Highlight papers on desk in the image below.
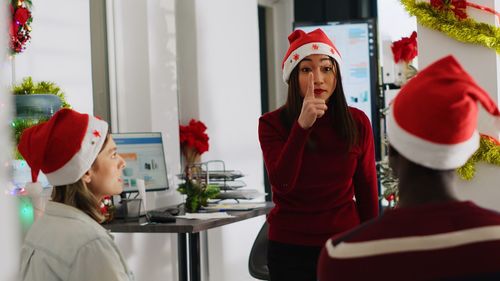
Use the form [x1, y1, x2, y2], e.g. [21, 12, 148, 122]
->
[176, 212, 235, 220]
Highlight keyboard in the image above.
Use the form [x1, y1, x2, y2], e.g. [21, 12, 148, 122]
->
[146, 211, 176, 223]
[215, 189, 265, 200]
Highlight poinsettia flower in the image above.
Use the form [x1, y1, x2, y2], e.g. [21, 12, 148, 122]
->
[14, 7, 31, 25]
[391, 31, 418, 63]
[430, 0, 468, 20]
[179, 119, 210, 155]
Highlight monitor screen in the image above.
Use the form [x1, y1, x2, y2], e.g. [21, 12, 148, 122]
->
[294, 19, 380, 160]
[111, 132, 169, 193]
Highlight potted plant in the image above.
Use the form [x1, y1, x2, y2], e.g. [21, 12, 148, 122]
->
[12, 77, 70, 159]
[177, 119, 219, 212]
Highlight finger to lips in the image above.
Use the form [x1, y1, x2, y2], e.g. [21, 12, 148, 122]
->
[306, 73, 314, 98]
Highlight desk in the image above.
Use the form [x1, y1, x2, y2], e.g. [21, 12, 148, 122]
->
[103, 202, 273, 281]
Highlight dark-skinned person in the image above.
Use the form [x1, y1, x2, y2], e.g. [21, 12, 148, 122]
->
[318, 55, 500, 281]
[258, 28, 379, 281]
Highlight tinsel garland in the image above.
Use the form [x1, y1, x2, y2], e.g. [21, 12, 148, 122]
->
[11, 77, 71, 160]
[9, 0, 33, 54]
[12, 118, 48, 159]
[457, 135, 500, 180]
[377, 159, 399, 207]
[12, 77, 71, 108]
[400, 0, 500, 54]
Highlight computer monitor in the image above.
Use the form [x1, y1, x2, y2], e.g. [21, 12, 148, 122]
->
[111, 132, 169, 193]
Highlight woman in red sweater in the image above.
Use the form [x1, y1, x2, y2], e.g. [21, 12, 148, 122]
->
[258, 28, 379, 281]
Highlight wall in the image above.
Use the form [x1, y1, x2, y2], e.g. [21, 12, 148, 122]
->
[107, 0, 182, 280]
[1, 0, 21, 279]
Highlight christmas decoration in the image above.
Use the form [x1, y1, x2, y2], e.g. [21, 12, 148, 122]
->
[179, 119, 209, 168]
[401, 0, 500, 53]
[281, 28, 342, 83]
[457, 134, 500, 180]
[391, 31, 418, 86]
[18, 109, 108, 187]
[12, 118, 46, 159]
[377, 156, 399, 208]
[9, 0, 33, 54]
[178, 119, 216, 212]
[100, 196, 116, 223]
[391, 31, 418, 64]
[12, 77, 71, 160]
[12, 77, 70, 108]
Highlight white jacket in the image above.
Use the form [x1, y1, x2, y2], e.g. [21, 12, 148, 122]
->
[20, 201, 134, 281]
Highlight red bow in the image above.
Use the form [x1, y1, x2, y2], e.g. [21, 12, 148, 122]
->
[430, 0, 468, 20]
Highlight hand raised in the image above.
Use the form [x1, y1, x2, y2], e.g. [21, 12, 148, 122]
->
[297, 73, 328, 129]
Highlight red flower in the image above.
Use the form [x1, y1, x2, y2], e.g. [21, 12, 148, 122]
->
[179, 119, 210, 155]
[391, 31, 418, 64]
[430, 0, 468, 20]
[14, 7, 31, 25]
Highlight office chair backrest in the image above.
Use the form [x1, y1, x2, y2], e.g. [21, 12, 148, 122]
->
[248, 220, 269, 280]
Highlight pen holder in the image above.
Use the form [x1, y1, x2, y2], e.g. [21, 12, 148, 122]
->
[116, 198, 142, 221]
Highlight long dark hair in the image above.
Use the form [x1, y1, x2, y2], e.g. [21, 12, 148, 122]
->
[280, 59, 359, 150]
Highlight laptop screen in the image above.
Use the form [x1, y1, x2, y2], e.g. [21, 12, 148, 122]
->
[111, 132, 169, 193]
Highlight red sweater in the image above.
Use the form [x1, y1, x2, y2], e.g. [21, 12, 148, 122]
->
[258, 107, 378, 246]
[318, 201, 500, 281]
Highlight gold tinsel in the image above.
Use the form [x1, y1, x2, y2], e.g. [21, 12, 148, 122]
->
[401, 0, 500, 54]
[457, 135, 500, 180]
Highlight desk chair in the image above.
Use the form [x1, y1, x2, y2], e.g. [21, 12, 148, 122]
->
[248, 220, 269, 280]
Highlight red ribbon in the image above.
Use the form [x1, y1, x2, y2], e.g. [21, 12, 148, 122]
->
[430, 0, 500, 22]
[466, 2, 500, 22]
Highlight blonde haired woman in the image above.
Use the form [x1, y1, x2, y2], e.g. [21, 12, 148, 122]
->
[19, 108, 133, 281]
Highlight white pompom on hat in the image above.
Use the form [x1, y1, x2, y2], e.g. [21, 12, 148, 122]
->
[282, 28, 342, 83]
[18, 108, 109, 186]
[387, 55, 500, 170]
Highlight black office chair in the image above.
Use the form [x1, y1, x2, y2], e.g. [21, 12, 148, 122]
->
[248, 220, 269, 280]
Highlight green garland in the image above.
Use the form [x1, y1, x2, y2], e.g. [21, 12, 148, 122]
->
[401, 0, 500, 54]
[12, 77, 71, 108]
[12, 77, 71, 160]
[457, 135, 500, 180]
[12, 118, 48, 159]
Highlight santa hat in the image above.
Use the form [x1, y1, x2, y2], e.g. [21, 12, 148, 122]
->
[18, 108, 109, 187]
[387, 55, 500, 170]
[282, 28, 342, 83]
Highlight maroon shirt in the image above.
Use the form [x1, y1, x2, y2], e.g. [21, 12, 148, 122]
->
[318, 201, 500, 280]
[258, 107, 378, 246]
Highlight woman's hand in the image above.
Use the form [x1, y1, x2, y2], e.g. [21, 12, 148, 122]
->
[298, 73, 328, 129]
